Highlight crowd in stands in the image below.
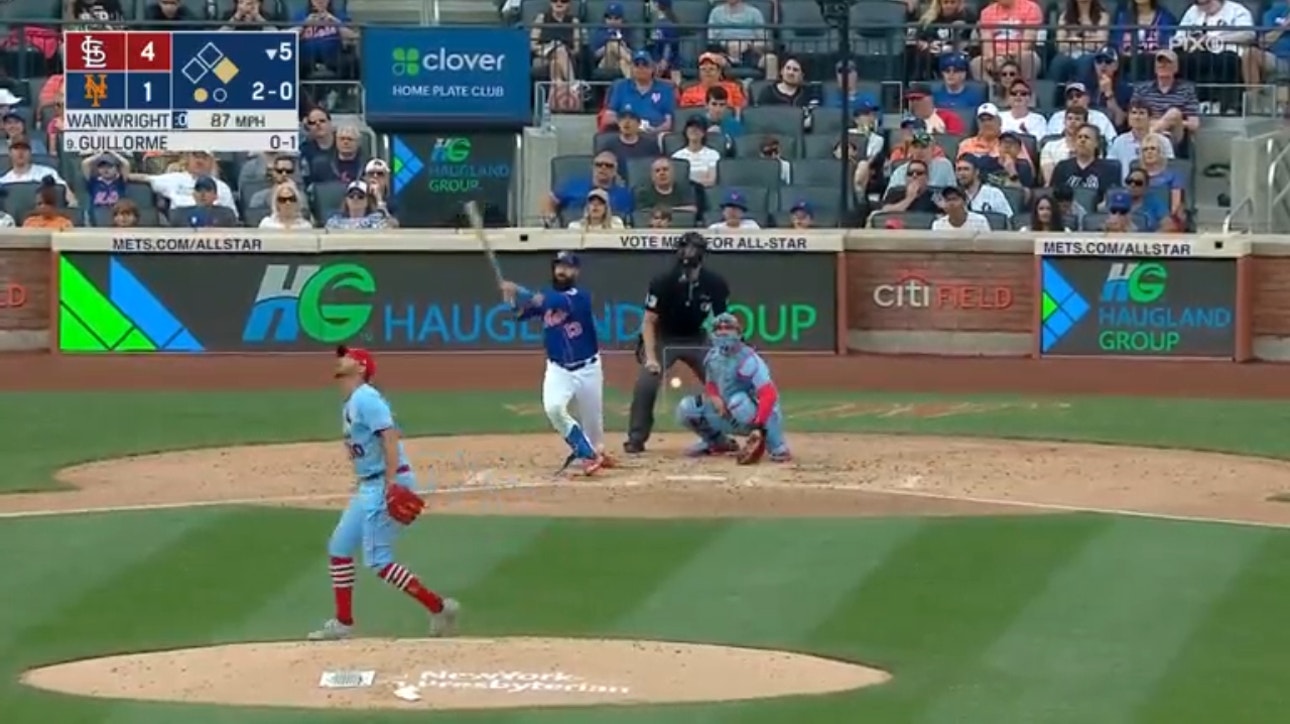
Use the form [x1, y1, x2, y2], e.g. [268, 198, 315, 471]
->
[522, 0, 1290, 232]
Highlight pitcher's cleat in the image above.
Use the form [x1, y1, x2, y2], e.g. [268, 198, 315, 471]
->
[769, 449, 793, 463]
[685, 438, 740, 457]
[307, 618, 353, 641]
[430, 598, 461, 637]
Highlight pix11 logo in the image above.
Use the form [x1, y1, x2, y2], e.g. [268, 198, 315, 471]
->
[242, 264, 376, 344]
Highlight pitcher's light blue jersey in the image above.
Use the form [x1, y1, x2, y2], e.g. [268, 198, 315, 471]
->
[704, 346, 773, 400]
[343, 383, 409, 482]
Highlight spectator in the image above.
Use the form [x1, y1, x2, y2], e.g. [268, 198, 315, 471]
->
[310, 126, 366, 184]
[177, 176, 240, 227]
[1131, 49, 1200, 153]
[647, 206, 674, 228]
[886, 117, 930, 168]
[905, 84, 966, 135]
[633, 157, 697, 211]
[824, 59, 882, 110]
[978, 131, 1038, 188]
[670, 116, 720, 187]
[300, 108, 336, 167]
[932, 186, 992, 230]
[1246, 0, 1290, 90]
[708, 191, 760, 230]
[1111, 0, 1178, 80]
[259, 181, 314, 229]
[1051, 124, 1119, 206]
[758, 135, 792, 185]
[110, 198, 139, 228]
[66, 0, 126, 29]
[604, 52, 675, 131]
[530, 0, 581, 91]
[1040, 107, 1088, 182]
[910, 0, 977, 80]
[591, 2, 633, 79]
[601, 109, 661, 168]
[933, 53, 987, 109]
[879, 159, 942, 213]
[1052, 185, 1089, 227]
[707, 0, 777, 79]
[143, 0, 195, 30]
[1084, 47, 1133, 128]
[679, 53, 747, 109]
[1104, 189, 1141, 231]
[787, 199, 814, 229]
[849, 106, 886, 191]
[1018, 195, 1072, 231]
[887, 130, 955, 190]
[361, 159, 398, 219]
[958, 103, 1014, 160]
[22, 185, 72, 230]
[1000, 80, 1047, 139]
[700, 86, 743, 137]
[757, 56, 814, 106]
[986, 60, 1023, 106]
[297, 0, 358, 78]
[224, 0, 278, 30]
[0, 192, 13, 226]
[80, 151, 129, 208]
[1123, 167, 1173, 230]
[0, 89, 22, 116]
[1045, 83, 1117, 141]
[544, 151, 633, 223]
[326, 180, 393, 229]
[1176, 0, 1254, 112]
[646, 0, 681, 82]
[975, 0, 1044, 81]
[1139, 134, 1186, 219]
[1110, 103, 1174, 180]
[1050, 0, 1110, 84]
[569, 188, 626, 229]
[954, 155, 1014, 217]
[3, 138, 77, 206]
[131, 151, 234, 214]
[252, 156, 302, 208]
[2, 112, 45, 153]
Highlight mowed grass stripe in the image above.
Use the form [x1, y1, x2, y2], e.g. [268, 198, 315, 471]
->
[455, 519, 730, 635]
[1134, 531, 1290, 724]
[609, 518, 926, 646]
[918, 517, 1264, 724]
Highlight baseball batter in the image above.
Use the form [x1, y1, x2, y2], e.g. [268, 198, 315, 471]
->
[308, 346, 460, 641]
[500, 251, 611, 475]
[675, 313, 792, 462]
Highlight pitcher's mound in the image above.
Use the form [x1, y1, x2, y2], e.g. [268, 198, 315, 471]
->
[21, 637, 890, 711]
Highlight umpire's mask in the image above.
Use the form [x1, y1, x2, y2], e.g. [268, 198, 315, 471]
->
[676, 232, 707, 269]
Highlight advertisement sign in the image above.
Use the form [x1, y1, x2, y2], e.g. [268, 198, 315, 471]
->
[871, 272, 1014, 311]
[1, 282, 25, 308]
[1039, 258, 1236, 357]
[59, 251, 836, 353]
[361, 27, 531, 128]
[390, 133, 515, 227]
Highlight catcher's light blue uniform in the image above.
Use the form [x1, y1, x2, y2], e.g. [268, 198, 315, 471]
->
[329, 383, 417, 570]
[675, 331, 790, 456]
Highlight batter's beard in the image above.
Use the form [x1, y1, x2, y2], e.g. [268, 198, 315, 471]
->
[551, 274, 575, 291]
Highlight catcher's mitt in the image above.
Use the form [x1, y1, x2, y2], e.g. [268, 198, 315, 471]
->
[736, 429, 768, 465]
[385, 484, 426, 525]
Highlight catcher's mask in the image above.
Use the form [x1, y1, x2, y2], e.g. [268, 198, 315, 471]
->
[551, 250, 581, 291]
[710, 312, 743, 355]
[676, 231, 707, 269]
[335, 345, 376, 381]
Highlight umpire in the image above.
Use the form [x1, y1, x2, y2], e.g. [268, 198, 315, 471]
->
[623, 232, 731, 454]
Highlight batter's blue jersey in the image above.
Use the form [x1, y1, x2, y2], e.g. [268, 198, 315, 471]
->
[518, 286, 601, 366]
[705, 346, 774, 399]
[342, 383, 410, 481]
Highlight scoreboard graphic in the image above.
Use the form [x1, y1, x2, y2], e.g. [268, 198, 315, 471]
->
[64, 30, 300, 153]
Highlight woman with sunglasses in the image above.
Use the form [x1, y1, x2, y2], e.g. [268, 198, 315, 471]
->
[1136, 139, 1186, 230]
[1122, 167, 1173, 231]
[259, 180, 314, 230]
[326, 180, 393, 230]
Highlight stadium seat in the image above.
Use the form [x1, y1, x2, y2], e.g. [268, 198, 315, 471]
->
[715, 158, 783, 188]
[626, 157, 690, 188]
[741, 106, 805, 136]
[791, 159, 853, 187]
[733, 133, 798, 159]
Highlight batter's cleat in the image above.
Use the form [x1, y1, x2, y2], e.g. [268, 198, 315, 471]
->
[685, 438, 740, 457]
[307, 618, 353, 641]
[623, 440, 645, 454]
[769, 449, 793, 463]
[430, 598, 461, 637]
[596, 451, 618, 469]
[580, 454, 606, 476]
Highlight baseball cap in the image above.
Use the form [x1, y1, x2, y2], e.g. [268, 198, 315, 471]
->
[1065, 82, 1088, 95]
[9, 136, 32, 150]
[854, 99, 880, 114]
[1155, 49, 1178, 63]
[976, 102, 1000, 118]
[835, 58, 856, 73]
[905, 84, 933, 99]
[365, 158, 390, 174]
[1108, 190, 1132, 213]
[722, 191, 747, 210]
[587, 188, 610, 203]
[698, 52, 724, 66]
[604, 1, 623, 17]
[631, 49, 652, 65]
[618, 107, 639, 119]
[790, 199, 813, 215]
[335, 345, 376, 381]
[910, 130, 933, 147]
[684, 114, 707, 130]
[999, 130, 1023, 144]
[900, 116, 926, 130]
[1095, 46, 1119, 62]
[554, 250, 581, 267]
[940, 185, 966, 200]
[193, 175, 217, 192]
[939, 53, 969, 72]
[345, 179, 370, 196]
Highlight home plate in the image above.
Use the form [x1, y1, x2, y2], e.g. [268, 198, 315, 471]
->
[664, 475, 727, 482]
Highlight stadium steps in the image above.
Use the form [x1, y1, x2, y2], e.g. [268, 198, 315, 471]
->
[349, 0, 429, 24]
[433, 0, 502, 23]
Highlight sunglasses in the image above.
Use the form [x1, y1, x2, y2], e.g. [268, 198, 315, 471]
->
[272, 167, 293, 174]
[1127, 178, 1146, 186]
[278, 195, 298, 203]
[1012, 90, 1030, 97]
[594, 161, 616, 168]
[367, 170, 388, 176]
[305, 119, 325, 126]
[1000, 71, 1018, 77]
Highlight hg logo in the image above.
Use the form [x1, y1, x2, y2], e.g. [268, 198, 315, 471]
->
[1101, 262, 1166, 304]
[431, 137, 471, 163]
[242, 264, 375, 344]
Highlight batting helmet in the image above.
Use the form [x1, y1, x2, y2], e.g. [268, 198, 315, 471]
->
[335, 345, 376, 381]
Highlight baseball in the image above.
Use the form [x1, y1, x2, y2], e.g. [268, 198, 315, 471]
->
[669, 377, 682, 389]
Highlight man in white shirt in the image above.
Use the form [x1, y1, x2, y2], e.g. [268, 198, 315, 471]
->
[1176, 0, 1255, 112]
[999, 79, 1048, 140]
[954, 156, 1013, 218]
[1108, 99, 1175, 180]
[932, 186, 992, 231]
[1040, 107, 1088, 183]
[707, 190, 761, 230]
[1044, 83, 1117, 141]
[130, 150, 237, 216]
[1, 137, 78, 206]
[671, 115, 721, 187]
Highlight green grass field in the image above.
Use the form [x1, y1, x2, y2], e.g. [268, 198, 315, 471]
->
[2, 389, 1289, 723]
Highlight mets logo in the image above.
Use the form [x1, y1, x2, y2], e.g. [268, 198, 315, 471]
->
[83, 74, 108, 108]
[543, 309, 569, 327]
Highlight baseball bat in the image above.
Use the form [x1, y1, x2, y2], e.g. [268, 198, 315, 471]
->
[464, 201, 505, 287]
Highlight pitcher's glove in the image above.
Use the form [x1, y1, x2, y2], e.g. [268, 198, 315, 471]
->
[385, 484, 426, 525]
[736, 428, 768, 465]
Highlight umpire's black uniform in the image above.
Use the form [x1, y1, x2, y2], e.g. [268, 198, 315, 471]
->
[624, 233, 731, 453]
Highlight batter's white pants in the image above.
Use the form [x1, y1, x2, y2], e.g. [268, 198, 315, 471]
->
[543, 357, 606, 451]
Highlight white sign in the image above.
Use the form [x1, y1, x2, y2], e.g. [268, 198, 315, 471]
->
[411, 669, 630, 695]
[318, 670, 376, 688]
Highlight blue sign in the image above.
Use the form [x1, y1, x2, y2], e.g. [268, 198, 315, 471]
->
[361, 27, 531, 127]
[171, 31, 299, 112]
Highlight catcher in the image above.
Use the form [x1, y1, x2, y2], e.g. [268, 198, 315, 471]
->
[675, 313, 792, 463]
[308, 345, 460, 641]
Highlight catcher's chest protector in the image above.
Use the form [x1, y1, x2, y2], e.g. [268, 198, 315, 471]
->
[708, 348, 753, 398]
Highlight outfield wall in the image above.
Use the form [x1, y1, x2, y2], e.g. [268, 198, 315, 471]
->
[2, 229, 1289, 360]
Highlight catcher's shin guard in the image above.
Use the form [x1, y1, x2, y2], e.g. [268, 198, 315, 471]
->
[676, 394, 728, 445]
